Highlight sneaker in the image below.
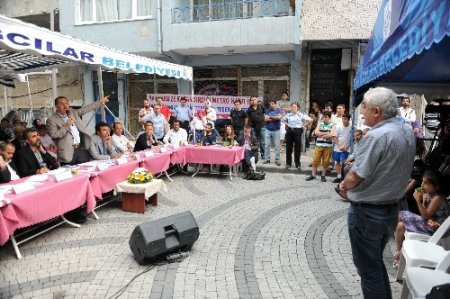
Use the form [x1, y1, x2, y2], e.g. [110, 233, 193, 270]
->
[332, 177, 342, 183]
[305, 175, 316, 181]
[275, 162, 281, 166]
[262, 160, 270, 164]
[296, 167, 302, 173]
[321, 176, 326, 182]
[285, 165, 291, 169]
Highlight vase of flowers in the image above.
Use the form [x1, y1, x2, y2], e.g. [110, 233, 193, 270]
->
[127, 168, 154, 184]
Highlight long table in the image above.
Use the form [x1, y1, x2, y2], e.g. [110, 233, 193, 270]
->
[0, 145, 245, 258]
[81, 160, 140, 200]
[171, 145, 245, 180]
[0, 174, 96, 258]
[139, 151, 173, 182]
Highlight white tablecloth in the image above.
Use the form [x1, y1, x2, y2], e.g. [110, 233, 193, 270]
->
[114, 179, 167, 199]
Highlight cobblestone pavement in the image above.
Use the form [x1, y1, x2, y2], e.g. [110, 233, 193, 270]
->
[0, 149, 404, 298]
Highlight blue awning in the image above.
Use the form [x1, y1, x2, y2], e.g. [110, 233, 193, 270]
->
[353, 0, 450, 105]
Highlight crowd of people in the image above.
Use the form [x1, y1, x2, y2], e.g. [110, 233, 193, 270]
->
[1, 89, 449, 297]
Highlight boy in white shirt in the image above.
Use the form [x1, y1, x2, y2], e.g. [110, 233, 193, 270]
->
[332, 113, 352, 183]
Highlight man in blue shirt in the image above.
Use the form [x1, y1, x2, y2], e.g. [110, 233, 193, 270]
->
[263, 99, 283, 166]
[174, 97, 192, 134]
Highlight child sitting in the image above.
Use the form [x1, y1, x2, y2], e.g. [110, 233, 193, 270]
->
[393, 170, 450, 268]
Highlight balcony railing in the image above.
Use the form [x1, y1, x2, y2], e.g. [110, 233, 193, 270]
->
[172, 0, 294, 24]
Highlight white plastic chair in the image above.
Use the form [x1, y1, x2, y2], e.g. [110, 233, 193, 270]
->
[405, 231, 431, 242]
[397, 216, 450, 281]
[400, 251, 450, 299]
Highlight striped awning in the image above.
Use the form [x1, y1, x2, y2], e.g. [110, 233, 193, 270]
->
[0, 15, 193, 81]
[0, 50, 69, 73]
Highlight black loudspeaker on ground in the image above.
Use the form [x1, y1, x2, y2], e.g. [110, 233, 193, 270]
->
[129, 211, 200, 264]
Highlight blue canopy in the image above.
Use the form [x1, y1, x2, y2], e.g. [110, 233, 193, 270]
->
[353, 0, 450, 105]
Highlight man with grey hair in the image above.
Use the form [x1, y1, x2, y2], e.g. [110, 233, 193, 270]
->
[338, 87, 415, 298]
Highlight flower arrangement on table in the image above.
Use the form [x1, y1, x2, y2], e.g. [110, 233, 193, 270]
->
[127, 168, 154, 184]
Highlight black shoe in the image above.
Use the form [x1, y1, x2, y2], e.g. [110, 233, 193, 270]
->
[332, 177, 342, 183]
[305, 175, 316, 181]
[64, 209, 88, 224]
[64, 213, 87, 224]
[262, 160, 270, 164]
[275, 162, 281, 166]
[321, 176, 326, 182]
[285, 165, 291, 169]
[296, 167, 302, 173]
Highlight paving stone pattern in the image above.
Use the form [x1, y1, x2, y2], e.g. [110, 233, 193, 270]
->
[0, 152, 404, 298]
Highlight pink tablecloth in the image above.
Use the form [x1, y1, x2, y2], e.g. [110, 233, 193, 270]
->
[170, 147, 188, 165]
[87, 160, 139, 199]
[0, 174, 95, 246]
[140, 152, 172, 174]
[171, 145, 245, 165]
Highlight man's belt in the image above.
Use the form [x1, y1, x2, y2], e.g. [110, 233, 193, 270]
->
[350, 201, 398, 209]
[73, 144, 80, 148]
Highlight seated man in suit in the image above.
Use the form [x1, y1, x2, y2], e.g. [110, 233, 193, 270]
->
[89, 122, 120, 160]
[134, 121, 161, 152]
[15, 128, 59, 177]
[0, 141, 20, 183]
[237, 126, 259, 173]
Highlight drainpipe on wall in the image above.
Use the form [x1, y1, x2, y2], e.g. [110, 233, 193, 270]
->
[157, 0, 163, 55]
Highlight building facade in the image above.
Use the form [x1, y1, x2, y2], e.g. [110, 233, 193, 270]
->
[59, 0, 300, 132]
[2, 0, 382, 131]
[300, 0, 381, 110]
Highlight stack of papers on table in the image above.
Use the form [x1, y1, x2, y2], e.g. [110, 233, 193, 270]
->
[26, 174, 49, 182]
[0, 185, 12, 202]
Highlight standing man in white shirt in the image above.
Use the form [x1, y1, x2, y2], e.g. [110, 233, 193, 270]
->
[138, 99, 154, 124]
[163, 120, 188, 146]
[398, 96, 416, 125]
[174, 97, 192, 134]
[204, 99, 217, 127]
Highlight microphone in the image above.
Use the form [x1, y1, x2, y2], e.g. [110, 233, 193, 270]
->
[66, 110, 70, 117]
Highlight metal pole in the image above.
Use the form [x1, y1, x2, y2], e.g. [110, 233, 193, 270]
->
[3, 86, 7, 118]
[50, 0, 57, 109]
[27, 76, 33, 125]
[191, 79, 196, 144]
[97, 66, 105, 122]
[103, 104, 135, 141]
